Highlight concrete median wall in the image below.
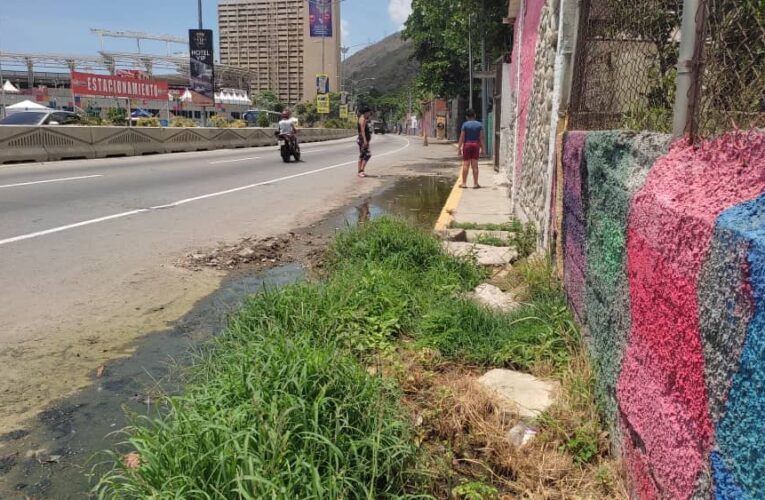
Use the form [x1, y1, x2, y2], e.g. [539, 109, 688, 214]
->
[0, 126, 354, 164]
[562, 129, 765, 498]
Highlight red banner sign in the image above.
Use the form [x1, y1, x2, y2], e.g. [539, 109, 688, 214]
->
[70, 71, 168, 100]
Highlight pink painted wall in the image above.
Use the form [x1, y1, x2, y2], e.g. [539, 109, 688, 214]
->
[508, 0, 545, 188]
[618, 135, 765, 495]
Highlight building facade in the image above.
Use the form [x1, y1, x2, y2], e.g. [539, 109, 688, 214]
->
[218, 0, 341, 104]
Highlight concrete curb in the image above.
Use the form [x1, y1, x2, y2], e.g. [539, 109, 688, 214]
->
[0, 126, 355, 165]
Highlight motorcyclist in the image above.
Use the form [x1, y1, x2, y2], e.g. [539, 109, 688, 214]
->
[277, 110, 298, 149]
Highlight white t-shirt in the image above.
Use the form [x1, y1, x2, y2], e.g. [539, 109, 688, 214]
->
[278, 119, 295, 135]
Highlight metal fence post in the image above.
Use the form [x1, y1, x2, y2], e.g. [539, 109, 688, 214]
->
[672, 0, 708, 141]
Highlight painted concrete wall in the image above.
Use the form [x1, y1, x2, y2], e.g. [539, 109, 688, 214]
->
[562, 129, 765, 498]
[501, 0, 567, 247]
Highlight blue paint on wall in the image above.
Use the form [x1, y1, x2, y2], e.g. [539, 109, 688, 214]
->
[715, 193, 765, 495]
[711, 452, 744, 499]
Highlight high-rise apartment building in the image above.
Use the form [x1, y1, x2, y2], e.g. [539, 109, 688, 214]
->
[218, 0, 341, 104]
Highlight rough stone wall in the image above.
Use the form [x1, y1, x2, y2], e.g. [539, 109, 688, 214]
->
[561, 130, 765, 498]
[514, 1, 558, 233]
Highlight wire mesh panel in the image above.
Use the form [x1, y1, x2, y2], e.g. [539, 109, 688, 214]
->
[569, 0, 683, 131]
[697, 0, 765, 137]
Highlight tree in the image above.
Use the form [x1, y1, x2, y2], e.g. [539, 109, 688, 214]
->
[403, 0, 509, 99]
[253, 90, 284, 112]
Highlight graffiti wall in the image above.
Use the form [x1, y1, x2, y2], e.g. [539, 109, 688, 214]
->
[562, 130, 765, 498]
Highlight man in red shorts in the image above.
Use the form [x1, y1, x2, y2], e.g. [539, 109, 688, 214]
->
[457, 109, 485, 188]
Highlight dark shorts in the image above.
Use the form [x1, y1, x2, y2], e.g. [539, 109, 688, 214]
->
[463, 142, 480, 161]
[358, 142, 371, 162]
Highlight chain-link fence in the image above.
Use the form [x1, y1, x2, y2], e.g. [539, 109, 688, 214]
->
[568, 0, 765, 140]
[569, 0, 683, 132]
[698, 0, 765, 136]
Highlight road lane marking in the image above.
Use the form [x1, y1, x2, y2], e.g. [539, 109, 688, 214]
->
[209, 157, 262, 165]
[208, 145, 339, 164]
[0, 210, 148, 246]
[0, 175, 103, 190]
[0, 137, 410, 247]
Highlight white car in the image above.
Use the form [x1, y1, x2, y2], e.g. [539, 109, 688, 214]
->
[0, 111, 82, 126]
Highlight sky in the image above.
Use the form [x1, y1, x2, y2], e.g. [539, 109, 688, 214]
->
[0, 0, 412, 59]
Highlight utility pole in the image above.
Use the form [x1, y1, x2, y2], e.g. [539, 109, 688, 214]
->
[198, 0, 208, 127]
[480, 0, 488, 129]
[468, 14, 474, 110]
[0, 17, 5, 119]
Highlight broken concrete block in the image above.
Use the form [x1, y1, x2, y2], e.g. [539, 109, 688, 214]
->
[443, 242, 519, 266]
[470, 283, 519, 312]
[464, 230, 514, 244]
[437, 228, 467, 242]
[478, 369, 560, 419]
[507, 422, 538, 448]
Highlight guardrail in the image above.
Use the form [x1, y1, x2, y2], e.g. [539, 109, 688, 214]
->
[0, 126, 355, 164]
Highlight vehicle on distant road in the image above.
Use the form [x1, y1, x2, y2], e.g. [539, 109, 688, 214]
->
[372, 120, 387, 134]
[0, 111, 82, 126]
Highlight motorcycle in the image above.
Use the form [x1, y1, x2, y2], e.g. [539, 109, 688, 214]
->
[275, 131, 300, 163]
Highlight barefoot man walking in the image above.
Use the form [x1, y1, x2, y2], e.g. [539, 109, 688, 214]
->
[457, 109, 485, 189]
[357, 106, 372, 177]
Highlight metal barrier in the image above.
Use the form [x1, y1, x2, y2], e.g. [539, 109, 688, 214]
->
[0, 126, 355, 164]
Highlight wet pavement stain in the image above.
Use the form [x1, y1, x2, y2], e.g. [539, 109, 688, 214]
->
[0, 173, 456, 499]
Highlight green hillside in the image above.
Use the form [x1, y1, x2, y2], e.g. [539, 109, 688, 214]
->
[342, 32, 419, 96]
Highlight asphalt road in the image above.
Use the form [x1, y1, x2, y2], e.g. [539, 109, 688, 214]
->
[0, 133, 424, 432]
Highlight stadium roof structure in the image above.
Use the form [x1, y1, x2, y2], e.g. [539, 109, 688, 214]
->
[0, 29, 253, 89]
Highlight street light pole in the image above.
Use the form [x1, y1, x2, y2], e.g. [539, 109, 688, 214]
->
[197, 0, 208, 127]
[0, 17, 5, 119]
[468, 14, 474, 110]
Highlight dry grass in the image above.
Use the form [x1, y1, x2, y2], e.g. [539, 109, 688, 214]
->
[392, 298, 628, 499]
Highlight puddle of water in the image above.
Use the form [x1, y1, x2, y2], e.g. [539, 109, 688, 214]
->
[0, 264, 304, 499]
[0, 174, 456, 499]
[341, 175, 455, 228]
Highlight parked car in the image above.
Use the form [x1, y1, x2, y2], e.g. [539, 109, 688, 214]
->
[0, 111, 82, 126]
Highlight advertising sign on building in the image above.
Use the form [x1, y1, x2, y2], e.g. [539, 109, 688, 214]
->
[189, 29, 215, 106]
[316, 94, 330, 114]
[339, 104, 349, 119]
[316, 73, 329, 94]
[70, 71, 168, 100]
[340, 92, 348, 105]
[309, 0, 333, 37]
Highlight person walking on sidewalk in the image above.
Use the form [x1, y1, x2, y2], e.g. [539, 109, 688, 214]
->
[357, 106, 373, 177]
[458, 109, 485, 189]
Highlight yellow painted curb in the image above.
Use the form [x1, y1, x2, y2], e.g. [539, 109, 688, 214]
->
[434, 169, 464, 232]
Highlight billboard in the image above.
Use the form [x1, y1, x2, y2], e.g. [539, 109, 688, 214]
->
[189, 29, 215, 106]
[70, 71, 168, 100]
[309, 0, 333, 37]
[316, 73, 329, 94]
[316, 94, 330, 114]
[339, 104, 349, 119]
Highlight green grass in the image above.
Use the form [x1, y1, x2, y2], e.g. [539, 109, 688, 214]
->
[416, 260, 580, 372]
[93, 217, 584, 498]
[94, 328, 417, 499]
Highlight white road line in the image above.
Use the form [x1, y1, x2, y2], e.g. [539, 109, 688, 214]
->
[0, 137, 411, 247]
[0, 175, 103, 190]
[0, 210, 148, 246]
[209, 157, 262, 165]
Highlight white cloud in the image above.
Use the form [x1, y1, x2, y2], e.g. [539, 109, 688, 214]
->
[388, 0, 412, 27]
[341, 19, 350, 42]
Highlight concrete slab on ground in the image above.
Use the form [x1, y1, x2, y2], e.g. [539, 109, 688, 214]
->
[470, 283, 519, 312]
[464, 229, 514, 243]
[452, 161, 512, 226]
[443, 242, 518, 266]
[478, 369, 560, 419]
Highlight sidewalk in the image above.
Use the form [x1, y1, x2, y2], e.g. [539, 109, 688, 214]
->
[435, 159, 512, 231]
